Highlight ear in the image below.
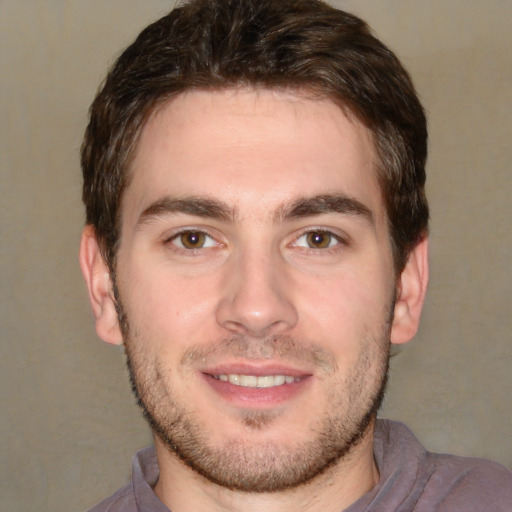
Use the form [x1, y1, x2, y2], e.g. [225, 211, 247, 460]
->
[79, 225, 123, 345]
[390, 236, 429, 345]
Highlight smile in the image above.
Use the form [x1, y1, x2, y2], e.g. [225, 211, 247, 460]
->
[213, 374, 299, 388]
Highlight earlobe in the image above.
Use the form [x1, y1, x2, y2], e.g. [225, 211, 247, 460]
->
[390, 236, 429, 345]
[79, 225, 123, 345]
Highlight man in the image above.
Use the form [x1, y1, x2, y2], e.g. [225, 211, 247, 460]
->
[79, 0, 512, 510]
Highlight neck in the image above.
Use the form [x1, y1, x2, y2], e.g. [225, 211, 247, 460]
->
[153, 422, 379, 512]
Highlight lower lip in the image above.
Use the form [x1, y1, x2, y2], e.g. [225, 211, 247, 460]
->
[201, 373, 310, 407]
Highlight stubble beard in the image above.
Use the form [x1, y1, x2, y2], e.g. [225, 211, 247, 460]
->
[117, 295, 392, 493]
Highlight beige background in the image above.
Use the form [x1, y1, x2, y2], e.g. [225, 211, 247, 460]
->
[1, 1, 511, 511]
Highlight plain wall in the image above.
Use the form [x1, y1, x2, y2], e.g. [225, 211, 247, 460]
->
[1, 1, 510, 511]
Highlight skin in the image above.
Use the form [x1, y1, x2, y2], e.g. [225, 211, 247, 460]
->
[80, 88, 428, 512]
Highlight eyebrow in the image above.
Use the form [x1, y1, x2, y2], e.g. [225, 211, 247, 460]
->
[137, 196, 236, 226]
[136, 193, 373, 226]
[275, 193, 374, 224]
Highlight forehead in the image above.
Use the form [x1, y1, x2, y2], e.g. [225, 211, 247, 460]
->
[123, 88, 382, 224]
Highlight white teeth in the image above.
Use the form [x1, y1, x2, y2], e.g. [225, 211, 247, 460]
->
[215, 374, 298, 388]
[273, 375, 286, 386]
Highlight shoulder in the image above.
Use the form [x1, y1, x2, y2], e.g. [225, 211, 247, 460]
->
[87, 483, 137, 512]
[374, 420, 512, 511]
[424, 451, 512, 510]
[87, 446, 161, 512]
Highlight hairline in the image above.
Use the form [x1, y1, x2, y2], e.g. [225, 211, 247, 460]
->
[105, 84, 420, 276]
[108, 83, 393, 266]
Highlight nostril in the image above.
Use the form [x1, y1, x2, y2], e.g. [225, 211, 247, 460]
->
[215, 257, 299, 336]
[215, 295, 299, 337]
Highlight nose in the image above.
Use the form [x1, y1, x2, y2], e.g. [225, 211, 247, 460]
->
[215, 250, 298, 338]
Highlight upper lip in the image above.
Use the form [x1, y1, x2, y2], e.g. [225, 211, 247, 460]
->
[201, 362, 312, 378]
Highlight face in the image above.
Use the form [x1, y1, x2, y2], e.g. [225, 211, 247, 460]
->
[94, 89, 414, 491]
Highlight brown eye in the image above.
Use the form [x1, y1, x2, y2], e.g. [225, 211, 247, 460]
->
[178, 231, 207, 249]
[306, 231, 333, 249]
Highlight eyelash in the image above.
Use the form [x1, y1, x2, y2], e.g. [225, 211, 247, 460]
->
[291, 229, 347, 252]
[163, 227, 348, 254]
[165, 229, 220, 252]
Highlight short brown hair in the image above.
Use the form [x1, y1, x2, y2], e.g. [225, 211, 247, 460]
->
[81, 0, 428, 272]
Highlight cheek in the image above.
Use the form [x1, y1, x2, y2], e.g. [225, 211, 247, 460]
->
[119, 264, 222, 346]
[296, 268, 392, 349]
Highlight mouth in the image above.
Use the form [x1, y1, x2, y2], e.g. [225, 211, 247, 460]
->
[201, 364, 312, 407]
[212, 374, 301, 388]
